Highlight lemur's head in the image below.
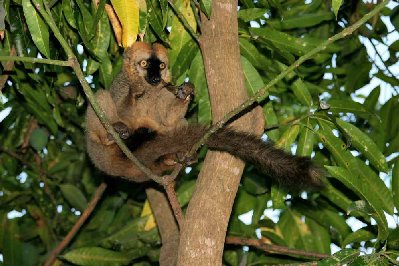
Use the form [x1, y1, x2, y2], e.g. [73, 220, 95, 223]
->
[123, 42, 171, 86]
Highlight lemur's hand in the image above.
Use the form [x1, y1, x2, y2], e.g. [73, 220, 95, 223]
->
[107, 122, 130, 141]
[165, 82, 194, 102]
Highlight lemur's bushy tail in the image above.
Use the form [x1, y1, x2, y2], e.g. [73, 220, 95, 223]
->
[133, 125, 324, 190]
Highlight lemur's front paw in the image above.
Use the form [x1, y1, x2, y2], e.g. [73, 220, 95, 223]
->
[165, 82, 194, 101]
[107, 122, 130, 141]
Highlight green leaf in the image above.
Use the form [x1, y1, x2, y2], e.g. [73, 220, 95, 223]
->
[342, 229, 375, 247]
[276, 124, 300, 151]
[375, 71, 399, 86]
[60, 184, 88, 211]
[189, 51, 211, 123]
[177, 180, 196, 207]
[307, 218, 331, 254]
[336, 118, 388, 172]
[278, 210, 314, 250]
[62, 0, 78, 29]
[316, 123, 394, 215]
[90, 0, 107, 36]
[326, 99, 371, 116]
[147, 0, 169, 43]
[2, 219, 23, 266]
[332, 0, 343, 18]
[239, 38, 272, 70]
[169, 0, 196, 69]
[171, 40, 198, 82]
[268, 11, 334, 30]
[238, 8, 267, 22]
[271, 184, 285, 209]
[317, 249, 359, 265]
[263, 102, 280, 141]
[241, 56, 264, 96]
[291, 78, 313, 107]
[293, 200, 351, 239]
[62, 247, 131, 266]
[297, 118, 315, 157]
[138, 0, 147, 33]
[101, 216, 149, 248]
[200, 0, 212, 18]
[90, 9, 111, 59]
[363, 86, 380, 111]
[392, 162, 399, 212]
[325, 166, 388, 241]
[22, 0, 50, 58]
[29, 127, 49, 151]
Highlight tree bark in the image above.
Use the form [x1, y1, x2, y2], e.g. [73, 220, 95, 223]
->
[176, 1, 264, 265]
[146, 188, 179, 266]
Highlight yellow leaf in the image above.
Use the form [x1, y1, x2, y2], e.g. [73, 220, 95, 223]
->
[140, 200, 157, 231]
[111, 0, 139, 47]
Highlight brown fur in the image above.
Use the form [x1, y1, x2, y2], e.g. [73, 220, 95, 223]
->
[85, 42, 324, 189]
[86, 42, 190, 182]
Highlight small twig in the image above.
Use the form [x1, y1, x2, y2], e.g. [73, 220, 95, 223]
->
[163, 180, 184, 229]
[0, 56, 71, 67]
[167, 0, 200, 43]
[225, 236, 329, 259]
[368, 39, 399, 94]
[44, 182, 108, 266]
[0, 46, 17, 91]
[264, 113, 312, 132]
[187, 0, 389, 158]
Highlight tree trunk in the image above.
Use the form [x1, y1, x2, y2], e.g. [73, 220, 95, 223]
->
[146, 188, 179, 266]
[176, 1, 264, 265]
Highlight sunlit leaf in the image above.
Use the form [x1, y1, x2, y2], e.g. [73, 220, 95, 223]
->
[62, 247, 131, 266]
[332, 0, 343, 17]
[111, 0, 139, 47]
[241, 56, 264, 96]
[336, 118, 388, 172]
[22, 0, 50, 58]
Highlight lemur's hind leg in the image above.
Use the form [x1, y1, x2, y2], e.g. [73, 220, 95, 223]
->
[86, 90, 121, 146]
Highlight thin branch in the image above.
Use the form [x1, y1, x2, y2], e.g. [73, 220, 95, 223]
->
[31, 0, 164, 184]
[44, 182, 108, 266]
[368, 39, 399, 94]
[164, 181, 184, 229]
[225, 236, 329, 259]
[0, 56, 70, 67]
[167, 0, 200, 43]
[187, 0, 389, 157]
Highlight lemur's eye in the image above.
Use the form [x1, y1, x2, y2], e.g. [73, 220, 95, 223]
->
[159, 62, 166, 69]
[139, 60, 148, 68]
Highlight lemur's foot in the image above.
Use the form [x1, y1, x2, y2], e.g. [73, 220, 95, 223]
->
[107, 122, 130, 141]
[159, 152, 198, 167]
[165, 82, 194, 101]
[176, 152, 198, 165]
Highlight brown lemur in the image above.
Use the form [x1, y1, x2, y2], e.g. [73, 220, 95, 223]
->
[85, 42, 324, 189]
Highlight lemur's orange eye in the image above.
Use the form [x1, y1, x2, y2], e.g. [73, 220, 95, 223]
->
[159, 62, 166, 69]
[139, 60, 148, 68]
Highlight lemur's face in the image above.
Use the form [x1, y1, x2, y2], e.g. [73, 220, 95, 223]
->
[124, 42, 171, 86]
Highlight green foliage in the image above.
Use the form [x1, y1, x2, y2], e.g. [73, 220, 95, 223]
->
[0, 0, 399, 265]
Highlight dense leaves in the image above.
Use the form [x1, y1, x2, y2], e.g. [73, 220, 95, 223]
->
[0, 0, 398, 265]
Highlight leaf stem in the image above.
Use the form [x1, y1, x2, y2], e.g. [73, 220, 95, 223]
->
[0, 56, 70, 67]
